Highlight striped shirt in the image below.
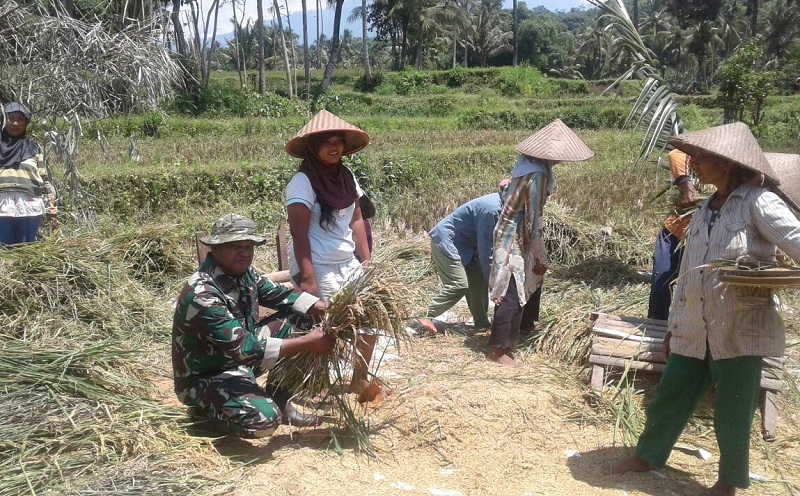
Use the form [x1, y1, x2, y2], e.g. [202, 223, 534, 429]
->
[489, 171, 549, 306]
[668, 183, 800, 359]
[0, 154, 56, 217]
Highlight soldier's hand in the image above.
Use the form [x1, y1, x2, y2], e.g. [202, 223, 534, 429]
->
[303, 327, 335, 355]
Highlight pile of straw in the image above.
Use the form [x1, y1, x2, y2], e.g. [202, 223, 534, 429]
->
[0, 230, 233, 494]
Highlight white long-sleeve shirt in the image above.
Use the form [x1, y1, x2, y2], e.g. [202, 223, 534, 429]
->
[668, 183, 800, 360]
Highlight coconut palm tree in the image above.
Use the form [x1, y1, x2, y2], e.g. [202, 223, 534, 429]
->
[587, 0, 679, 162]
[321, 0, 345, 91]
[348, 1, 375, 84]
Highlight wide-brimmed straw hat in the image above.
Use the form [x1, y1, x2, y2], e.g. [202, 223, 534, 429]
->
[668, 122, 779, 185]
[764, 152, 800, 212]
[285, 109, 369, 158]
[200, 213, 266, 246]
[515, 118, 594, 162]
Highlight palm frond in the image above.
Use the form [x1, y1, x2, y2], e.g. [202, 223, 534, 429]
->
[588, 0, 682, 164]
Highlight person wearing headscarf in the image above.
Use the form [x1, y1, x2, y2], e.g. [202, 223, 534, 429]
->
[487, 119, 594, 366]
[284, 109, 375, 394]
[610, 123, 800, 496]
[0, 102, 57, 246]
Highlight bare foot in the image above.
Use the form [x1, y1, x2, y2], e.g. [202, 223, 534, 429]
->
[348, 379, 370, 395]
[708, 480, 737, 496]
[416, 318, 437, 336]
[486, 347, 517, 366]
[606, 455, 654, 475]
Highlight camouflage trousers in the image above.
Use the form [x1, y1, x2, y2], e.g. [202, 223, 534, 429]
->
[180, 313, 302, 439]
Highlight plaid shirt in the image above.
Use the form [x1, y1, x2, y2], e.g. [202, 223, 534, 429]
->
[172, 255, 319, 394]
[669, 184, 800, 359]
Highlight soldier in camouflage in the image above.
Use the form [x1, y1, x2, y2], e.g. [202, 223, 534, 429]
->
[172, 213, 334, 438]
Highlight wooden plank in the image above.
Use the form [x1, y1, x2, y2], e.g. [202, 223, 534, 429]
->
[760, 390, 778, 442]
[588, 354, 666, 373]
[591, 327, 665, 343]
[591, 345, 666, 364]
[593, 335, 664, 352]
[592, 312, 669, 330]
[591, 365, 605, 390]
[592, 320, 668, 337]
[276, 219, 289, 272]
[195, 231, 212, 265]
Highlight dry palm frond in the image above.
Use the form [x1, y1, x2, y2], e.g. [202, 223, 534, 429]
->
[269, 243, 422, 455]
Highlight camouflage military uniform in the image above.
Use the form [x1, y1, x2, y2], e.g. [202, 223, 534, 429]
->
[172, 255, 319, 438]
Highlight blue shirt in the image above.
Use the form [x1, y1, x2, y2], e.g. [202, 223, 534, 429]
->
[429, 192, 503, 280]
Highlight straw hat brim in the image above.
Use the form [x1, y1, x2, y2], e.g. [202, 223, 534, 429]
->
[764, 152, 800, 212]
[514, 118, 594, 162]
[285, 109, 369, 158]
[668, 122, 779, 185]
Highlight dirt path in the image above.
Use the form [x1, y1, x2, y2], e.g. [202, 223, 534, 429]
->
[199, 311, 799, 496]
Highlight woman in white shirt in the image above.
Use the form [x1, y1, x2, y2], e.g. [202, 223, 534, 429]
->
[610, 122, 800, 496]
[284, 109, 374, 394]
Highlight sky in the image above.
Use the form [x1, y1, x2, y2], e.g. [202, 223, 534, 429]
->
[211, 0, 591, 39]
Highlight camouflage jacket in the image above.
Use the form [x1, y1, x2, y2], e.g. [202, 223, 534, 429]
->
[171, 255, 319, 394]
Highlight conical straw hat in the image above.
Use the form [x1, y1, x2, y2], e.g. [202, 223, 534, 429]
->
[285, 109, 369, 158]
[668, 122, 779, 185]
[515, 118, 594, 162]
[764, 152, 800, 212]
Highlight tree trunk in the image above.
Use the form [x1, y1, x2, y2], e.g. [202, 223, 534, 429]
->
[512, 0, 518, 66]
[632, 0, 638, 32]
[317, 0, 323, 69]
[170, 0, 188, 58]
[273, 0, 294, 97]
[452, 27, 457, 69]
[361, 0, 373, 84]
[283, 0, 298, 98]
[302, 0, 311, 98]
[202, 0, 221, 88]
[232, 3, 245, 89]
[257, 0, 266, 94]
[320, 0, 344, 92]
[750, 0, 758, 38]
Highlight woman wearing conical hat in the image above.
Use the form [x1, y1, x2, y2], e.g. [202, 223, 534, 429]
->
[610, 123, 800, 496]
[284, 109, 375, 394]
[487, 119, 594, 366]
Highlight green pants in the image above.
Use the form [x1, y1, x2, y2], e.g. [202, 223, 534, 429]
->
[426, 241, 491, 328]
[636, 352, 762, 488]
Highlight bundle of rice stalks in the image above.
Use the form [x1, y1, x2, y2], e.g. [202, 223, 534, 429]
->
[0, 232, 234, 494]
[105, 224, 195, 292]
[269, 243, 422, 455]
[543, 201, 652, 269]
[0, 234, 172, 343]
[524, 274, 649, 365]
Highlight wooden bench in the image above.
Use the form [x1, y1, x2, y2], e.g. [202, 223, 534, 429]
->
[589, 312, 784, 441]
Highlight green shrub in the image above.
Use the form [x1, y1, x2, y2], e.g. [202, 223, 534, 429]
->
[456, 106, 627, 130]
